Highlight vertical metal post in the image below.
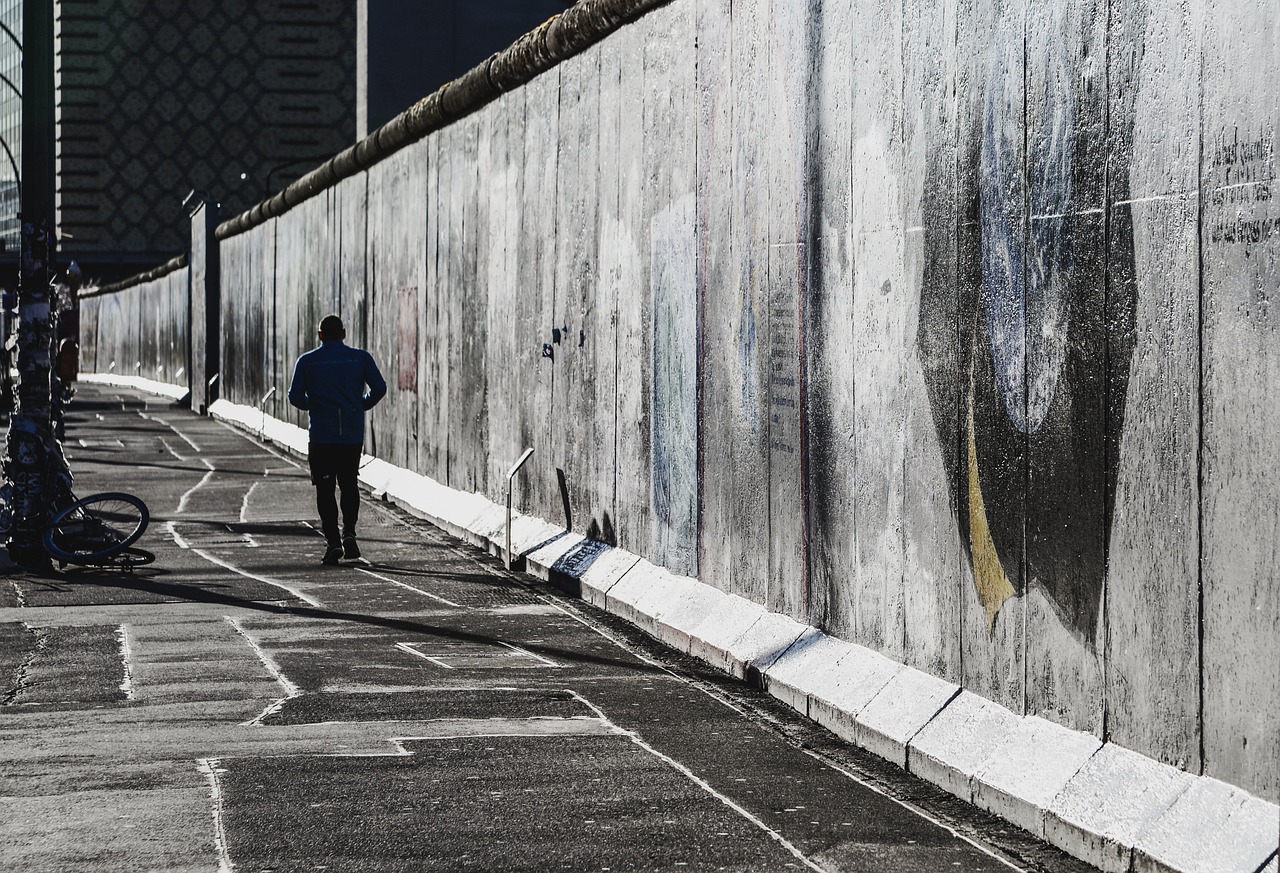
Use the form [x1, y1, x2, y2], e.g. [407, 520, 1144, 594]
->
[3, 0, 70, 569]
[505, 447, 535, 570]
[258, 386, 276, 437]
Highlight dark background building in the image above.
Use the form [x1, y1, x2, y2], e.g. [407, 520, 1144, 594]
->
[0, 0, 22, 259]
[0, 0, 571, 287]
[359, 0, 570, 138]
[53, 0, 358, 282]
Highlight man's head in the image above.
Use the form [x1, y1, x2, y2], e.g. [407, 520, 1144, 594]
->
[318, 315, 346, 341]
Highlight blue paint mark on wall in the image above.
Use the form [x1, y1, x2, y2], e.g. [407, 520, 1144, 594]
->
[650, 194, 699, 576]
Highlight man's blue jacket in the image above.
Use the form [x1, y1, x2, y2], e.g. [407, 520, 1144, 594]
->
[287, 339, 387, 445]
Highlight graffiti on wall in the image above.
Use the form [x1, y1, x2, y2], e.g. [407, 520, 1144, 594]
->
[397, 285, 419, 392]
[1206, 126, 1278, 256]
[651, 194, 699, 575]
[918, 11, 1137, 642]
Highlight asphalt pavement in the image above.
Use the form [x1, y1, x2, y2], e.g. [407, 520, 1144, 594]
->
[0, 386, 1096, 872]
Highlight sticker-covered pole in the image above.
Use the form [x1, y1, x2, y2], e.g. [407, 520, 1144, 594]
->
[3, 0, 72, 570]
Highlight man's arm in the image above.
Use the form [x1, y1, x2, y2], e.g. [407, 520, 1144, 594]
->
[363, 352, 388, 409]
[287, 357, 309, 409]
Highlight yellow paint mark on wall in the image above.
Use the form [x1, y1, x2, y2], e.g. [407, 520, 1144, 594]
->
[967, 383, 1016, 631]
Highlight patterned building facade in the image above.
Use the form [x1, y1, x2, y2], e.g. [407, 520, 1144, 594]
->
[0, 1, 570, 282]
[53, 0, 357, 279]
[0, 1, 21, 255]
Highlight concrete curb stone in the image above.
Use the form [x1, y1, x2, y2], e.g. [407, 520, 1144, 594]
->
[808, 645, 904, 742]
[632, 572, 708, 647]
[726, 614, 812, 683]
[523, 532, 588, 583]
[763, 632, 859, 718]
[971, 715, 1103, 838]
[906, 689, 1021, 802]
[650, 579, 734, 655]
[1131, 776, 1279, 873]
[604, 560, 671, 630]
[506, 516, 566, 557]
[82, 373, 189, 401]
[1045, 743, 1195, 873]
[853, 669, 960, 769]
[357, 457, 400, 497]
[577, 547, 642, 609]
[456, 502, 506, 551]
[685, 595, 768, 675]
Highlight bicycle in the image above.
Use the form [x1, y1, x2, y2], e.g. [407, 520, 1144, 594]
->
[41, 491, 152, 572]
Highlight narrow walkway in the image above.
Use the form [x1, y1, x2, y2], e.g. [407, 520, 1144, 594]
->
[0, 386, 1094, 872]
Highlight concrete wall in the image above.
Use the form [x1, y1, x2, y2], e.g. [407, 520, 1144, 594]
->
[79, 266, 188, 388]
[89, 0, 1279, 804]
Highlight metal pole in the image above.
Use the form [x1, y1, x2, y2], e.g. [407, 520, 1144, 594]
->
[505, 447, 535, 570]
[3, 0, 70, 569]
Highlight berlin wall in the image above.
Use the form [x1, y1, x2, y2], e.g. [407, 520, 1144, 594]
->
[81, 0, 1279, 805]
[79, 259, 188, 385]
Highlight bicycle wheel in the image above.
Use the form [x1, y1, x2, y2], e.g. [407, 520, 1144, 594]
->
[43, 492, 149, 562]
[94, 546, 156, 572]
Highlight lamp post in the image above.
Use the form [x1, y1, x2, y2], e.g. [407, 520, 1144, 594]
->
[2, 0, 69, 569]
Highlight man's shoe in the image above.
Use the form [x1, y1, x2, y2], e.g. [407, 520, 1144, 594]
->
[322, 543, 344, 565]
[342, 536, 361, 559]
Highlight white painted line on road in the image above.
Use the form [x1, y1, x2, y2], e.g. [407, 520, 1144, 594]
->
[546, 596, 1024, 870]
[393, 640, 562, 669]
[499, 641, 561, 668]
[196, 758, 235, 873]
[198, 549, 323, 608]
[323, 739, 414, 758]
[165, 520, 190, 550]
[313, 720, 618, 757]
[395, 641, 455, 668]
[176, 466, 215, 515]
[354, 565, 464, 609]
[144, 413, 203, 454]
[542, 600, 665, 669]
[568, 691, 825, 872]
[229, 616, 302, 728]
[228, 616, 300, 697]
[159, 436, 187, 462]
[116, 625, 135, 700]
[214, 418, 303, 470]
[239, 480, 260, 523]
[796, 745, 1022, 870]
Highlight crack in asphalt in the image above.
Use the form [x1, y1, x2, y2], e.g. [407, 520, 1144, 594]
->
[4, 623, 47, 706]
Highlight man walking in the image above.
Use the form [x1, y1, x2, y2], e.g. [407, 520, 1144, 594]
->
[288, 315, 387, 564]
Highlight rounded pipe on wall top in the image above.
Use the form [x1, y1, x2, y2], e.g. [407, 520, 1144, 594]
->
[212, 0, 677, 243]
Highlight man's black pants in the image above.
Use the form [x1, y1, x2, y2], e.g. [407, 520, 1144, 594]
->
[308, 442, 361, 545]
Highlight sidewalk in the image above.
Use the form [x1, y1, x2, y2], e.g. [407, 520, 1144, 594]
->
[3, 385, 1105, 871]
